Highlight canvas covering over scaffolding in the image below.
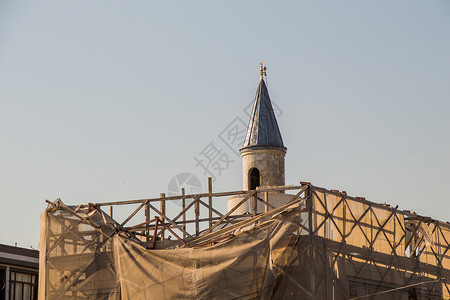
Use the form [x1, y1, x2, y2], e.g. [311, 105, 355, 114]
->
[39, 183, 450, 299]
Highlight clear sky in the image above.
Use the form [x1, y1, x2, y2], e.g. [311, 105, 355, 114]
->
[0, 0, 449, 249]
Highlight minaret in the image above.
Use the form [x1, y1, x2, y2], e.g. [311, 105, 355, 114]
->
[240, 64, 287, 190]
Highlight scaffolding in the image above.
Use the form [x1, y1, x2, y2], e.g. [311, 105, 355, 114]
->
[39, 181, 450, 299]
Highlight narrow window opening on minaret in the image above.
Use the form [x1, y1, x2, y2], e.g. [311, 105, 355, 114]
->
[249, 168, 260, 190]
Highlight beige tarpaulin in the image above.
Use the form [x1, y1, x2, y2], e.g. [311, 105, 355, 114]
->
[113, 207, 302, 299]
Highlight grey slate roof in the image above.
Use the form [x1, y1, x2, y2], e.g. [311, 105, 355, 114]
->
[241, 79, 286, 151]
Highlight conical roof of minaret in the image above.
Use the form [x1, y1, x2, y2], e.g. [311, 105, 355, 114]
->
[241, 77, 286, 152]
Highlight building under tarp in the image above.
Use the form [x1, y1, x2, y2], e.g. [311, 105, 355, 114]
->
[39, 183, 450, 299]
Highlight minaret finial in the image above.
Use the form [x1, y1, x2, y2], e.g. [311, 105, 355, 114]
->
[260, 62, 267, 80]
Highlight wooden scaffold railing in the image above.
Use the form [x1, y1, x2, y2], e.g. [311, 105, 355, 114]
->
[45, 178, 310, 250]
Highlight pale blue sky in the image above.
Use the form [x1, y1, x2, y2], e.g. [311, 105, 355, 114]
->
[0, 1, 449, 248]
